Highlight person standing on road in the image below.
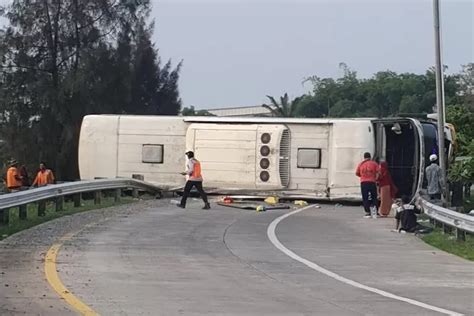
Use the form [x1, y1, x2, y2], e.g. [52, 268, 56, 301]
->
[377, 161, 398, 217]
[425, 154, 443, 200]
[356, 152, 379, 218]
[19, 165, 30, 188]
[31, 162, 55, 187]
[6, 160, 23, 192]
[178, 151, 211, 210]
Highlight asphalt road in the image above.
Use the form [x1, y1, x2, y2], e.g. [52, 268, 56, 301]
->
[1, 199, 473, 315]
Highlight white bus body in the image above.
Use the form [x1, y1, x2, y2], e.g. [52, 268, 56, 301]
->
[79, 115, 437, 201]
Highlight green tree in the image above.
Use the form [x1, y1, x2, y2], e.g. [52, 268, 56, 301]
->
[292, 95, 328, 118]
[0, 0, 182, 180]
[131, 22, 182, 115]
[399, 95, 421, 114]
[457, 63, 474, 110]
[262, 93, 302, 117]
[446, 104, 474, 156]
[181, 106, 214, 116]
[298, 64, 461, 119]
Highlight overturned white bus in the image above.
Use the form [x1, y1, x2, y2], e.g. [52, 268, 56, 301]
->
[78, 115, 452, 201]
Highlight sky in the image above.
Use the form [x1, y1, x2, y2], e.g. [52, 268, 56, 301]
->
[151, 0, 473, 109]
[0, 0, 472, 109]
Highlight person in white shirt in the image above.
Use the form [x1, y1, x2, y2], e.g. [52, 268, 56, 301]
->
[177, 151, 210, 210]
[425, 154, 444, 200]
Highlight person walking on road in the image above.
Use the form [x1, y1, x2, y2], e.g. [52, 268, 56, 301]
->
[378, 161, 398, 217]
[6, 160, 23, 192]
[178, 151, 211, 210]
[31, 162, 55, 187]
[425, 154, 443, 200]
[356, 152, 379, 218]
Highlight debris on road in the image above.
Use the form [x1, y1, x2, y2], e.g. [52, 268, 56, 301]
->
[223, 196, 234, 204]
[264, 196, 279, 205]
[294, 200, 308, 207]
[216, 201, 290, 211]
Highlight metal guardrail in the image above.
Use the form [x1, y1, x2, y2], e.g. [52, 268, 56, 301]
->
[420, 197, 473, 240]
[0, 178, 163, 226]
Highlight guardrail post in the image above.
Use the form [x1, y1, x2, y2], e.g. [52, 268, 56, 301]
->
[442, 223, 451, 234]
[56, 196, 64, 212]
[94, 191, 101, 205]
[132, 188, 139, 199]
[456, 228, 466, 241]
[1, 209, 9, 224]
[114, 189, 121, 203]
[74, 193, 81, 207]
[9, 208, 19, 227]
[38, 201, 46, 217]
[19, 205, 27, 220]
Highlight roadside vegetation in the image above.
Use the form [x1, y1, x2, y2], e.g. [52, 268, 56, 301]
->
[0, 196, 134, 241]
[422, 229, 474, 261]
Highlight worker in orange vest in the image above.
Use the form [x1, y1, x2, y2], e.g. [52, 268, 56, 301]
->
[31, 161, 55, 187]
[177, 151, 210, 209]
[6, 160, 23, 192]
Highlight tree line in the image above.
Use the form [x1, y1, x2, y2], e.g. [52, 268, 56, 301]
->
[264, 63, 473, 182]
[0, 0, 182, 181]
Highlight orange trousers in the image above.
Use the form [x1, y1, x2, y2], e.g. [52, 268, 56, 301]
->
[379, 185, 393, 216]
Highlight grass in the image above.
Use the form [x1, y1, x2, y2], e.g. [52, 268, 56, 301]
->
[0, 196, 134, 240]
[422, 229, 474, 261]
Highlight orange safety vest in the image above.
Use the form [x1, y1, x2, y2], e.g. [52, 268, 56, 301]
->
[33, 169, 55, 186]
[191, 160, 202, 179]
[6, 167, 22, 189]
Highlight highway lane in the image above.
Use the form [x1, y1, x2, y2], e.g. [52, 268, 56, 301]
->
[56, 200, 474, 315]
[1, 199, 473, 315]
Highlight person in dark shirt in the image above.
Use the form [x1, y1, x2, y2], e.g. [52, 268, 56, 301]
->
[19, 165, 30, 188]
[394, 195, 422, 233]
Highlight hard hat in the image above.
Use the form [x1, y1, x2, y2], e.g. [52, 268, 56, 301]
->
[429, 154, 437, 162]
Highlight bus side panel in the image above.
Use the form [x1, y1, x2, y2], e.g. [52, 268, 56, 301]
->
[116, 116, 187, 187]
[287, 124, 330, 192]
[328, 121, 374, 199]
[186, 124, 259, 189]
[79, 115, 119, 180]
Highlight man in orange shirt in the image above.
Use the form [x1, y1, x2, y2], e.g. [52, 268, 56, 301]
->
[32, 162, 55, 187]
[356, 152, 379, 218]
[6, 160, 23, 192]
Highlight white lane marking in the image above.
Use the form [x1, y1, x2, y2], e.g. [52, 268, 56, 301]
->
[267, 206, 464, 316]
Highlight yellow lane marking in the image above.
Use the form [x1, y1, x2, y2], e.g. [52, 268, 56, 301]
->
[45, 226, 100, 316]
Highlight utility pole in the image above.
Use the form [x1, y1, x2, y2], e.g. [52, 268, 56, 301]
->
[433, 0, 448, 203]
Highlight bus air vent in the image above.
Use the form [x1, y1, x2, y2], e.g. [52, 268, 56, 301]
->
[279, 129, 290, 187]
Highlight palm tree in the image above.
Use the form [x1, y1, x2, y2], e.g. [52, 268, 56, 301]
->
[262, 93, 302, 117]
